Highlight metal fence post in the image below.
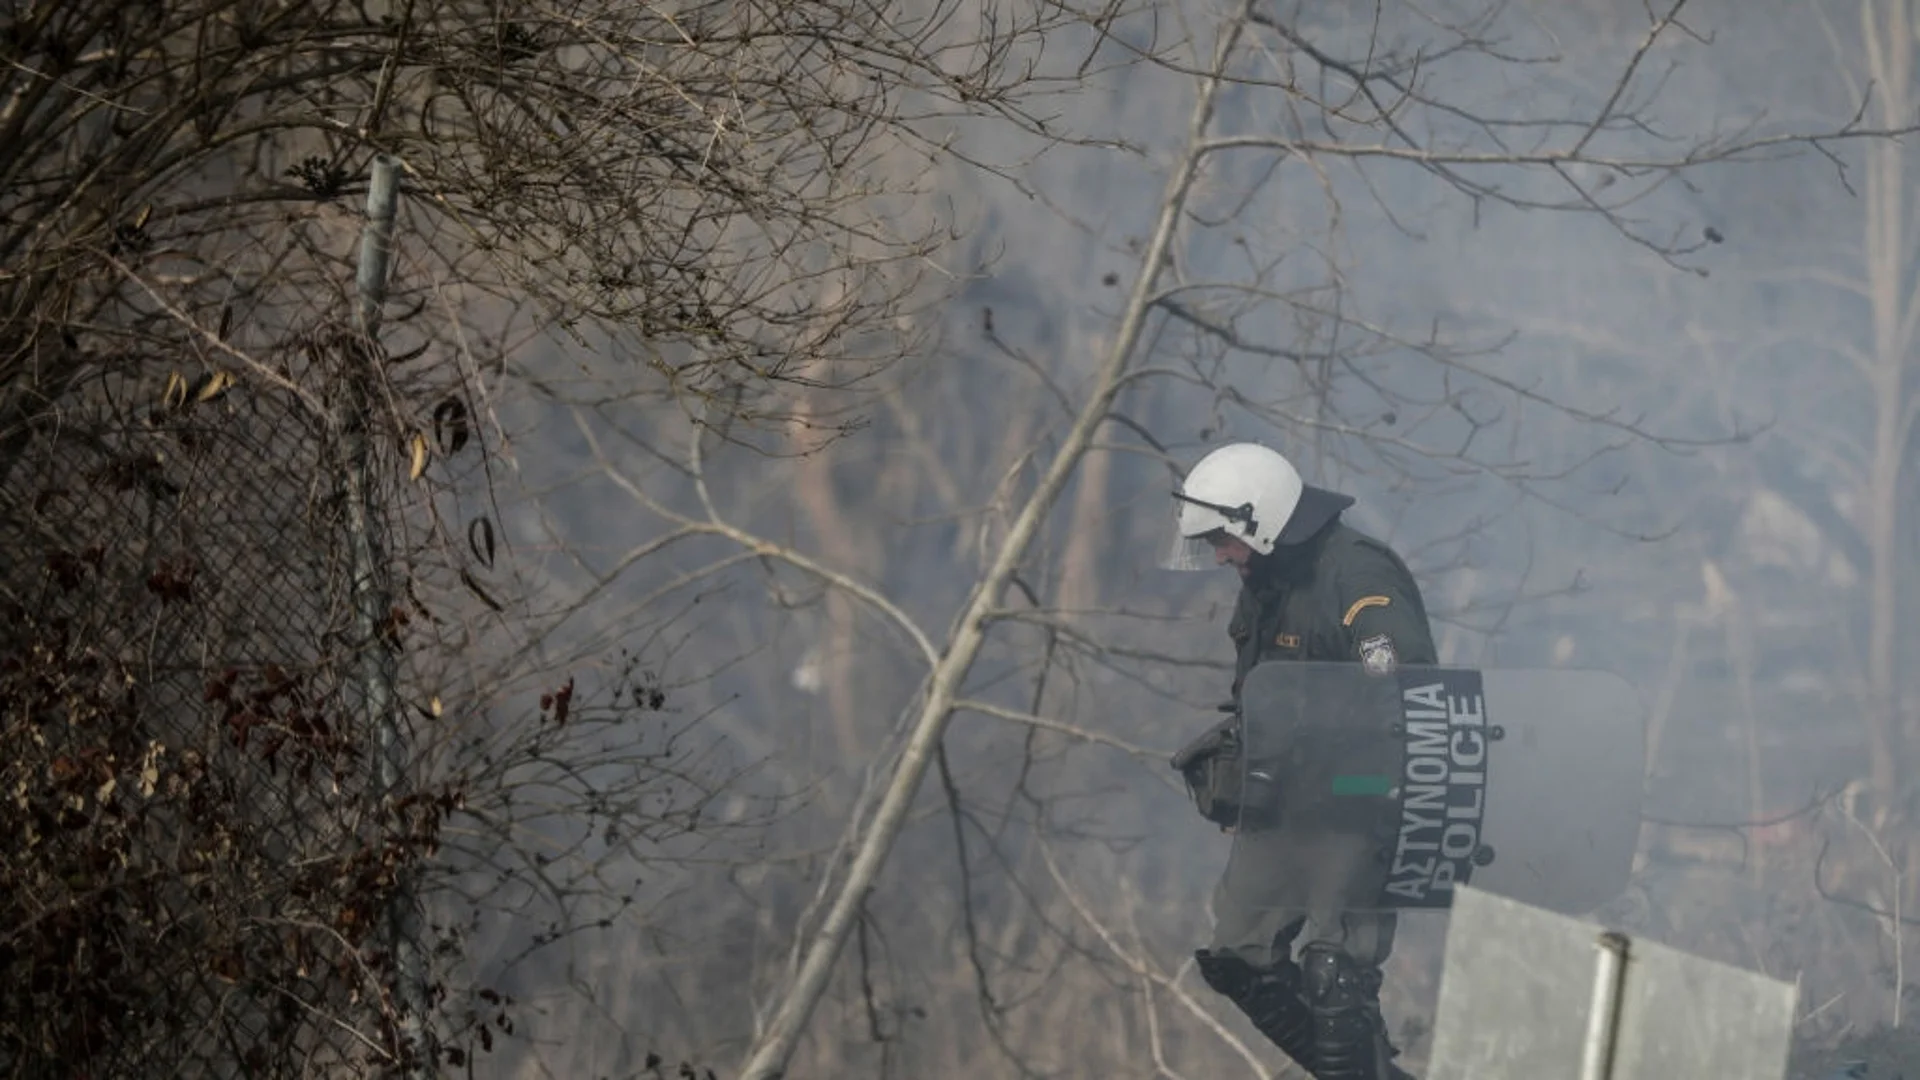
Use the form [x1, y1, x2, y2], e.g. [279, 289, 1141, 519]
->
[344, 153, 431, 1074]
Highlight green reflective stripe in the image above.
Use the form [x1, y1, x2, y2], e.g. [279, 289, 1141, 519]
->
[1331, 774, 1394, 797]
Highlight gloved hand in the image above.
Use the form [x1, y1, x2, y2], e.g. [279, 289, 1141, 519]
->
[1171, 710, 1282, 831]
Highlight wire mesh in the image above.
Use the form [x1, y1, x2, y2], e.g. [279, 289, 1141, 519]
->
[0, 343, 433, 1078]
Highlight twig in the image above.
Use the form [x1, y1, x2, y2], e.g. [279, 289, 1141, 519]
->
[952, 697, 1169, 762]
[1837, 797, 1905, 1028]
[1033, 833, 1275, 1079]
[106, 255, 326, 416]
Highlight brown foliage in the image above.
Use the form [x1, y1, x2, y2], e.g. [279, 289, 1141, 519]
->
[0, 0, 1069, 462]
[0, 387, 463, 1075]
[0, 0, 1059, 1070]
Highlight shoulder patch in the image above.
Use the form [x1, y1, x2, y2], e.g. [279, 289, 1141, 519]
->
[1342, 595, 1392, 627]
[1359, 633, 1398, 676]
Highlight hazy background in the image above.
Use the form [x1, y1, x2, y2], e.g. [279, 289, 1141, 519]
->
[429, 1, 1920, 1075]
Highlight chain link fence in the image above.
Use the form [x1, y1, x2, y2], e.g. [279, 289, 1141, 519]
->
[0, 297, 443, 1076]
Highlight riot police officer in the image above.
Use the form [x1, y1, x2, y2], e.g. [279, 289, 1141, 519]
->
[1164, 442, 1435, 1080]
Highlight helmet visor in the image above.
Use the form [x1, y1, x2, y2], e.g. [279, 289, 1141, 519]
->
[1161, 525, 1219, 571]
[1160, 489, 1251, 571]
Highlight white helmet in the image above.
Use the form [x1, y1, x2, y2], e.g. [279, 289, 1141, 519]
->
[1161, 443, 1354, 569]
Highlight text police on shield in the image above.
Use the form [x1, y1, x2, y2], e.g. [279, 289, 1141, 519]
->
[1383, 671, 1489, 905]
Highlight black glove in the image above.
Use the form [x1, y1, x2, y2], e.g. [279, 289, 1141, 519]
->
[1171, 710, 1282, 831]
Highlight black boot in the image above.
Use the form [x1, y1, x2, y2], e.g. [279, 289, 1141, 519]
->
[1298, 944, 1417, 1080]
[1195, 949, 1317, 1070]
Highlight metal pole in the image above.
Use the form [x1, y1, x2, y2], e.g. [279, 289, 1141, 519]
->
[352, 160, 403, 801]
[1577, 930, 1631, 1080]
[343, 154, 430, 1074]
[356, 156, 399, 340]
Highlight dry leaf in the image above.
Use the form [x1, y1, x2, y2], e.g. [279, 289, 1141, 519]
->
[163, 371, 188, 411]
[138, 741, 164, 798]
[194, 370, 233, 402]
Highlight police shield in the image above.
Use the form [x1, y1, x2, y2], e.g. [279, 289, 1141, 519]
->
[1225, 661, 1644, 915]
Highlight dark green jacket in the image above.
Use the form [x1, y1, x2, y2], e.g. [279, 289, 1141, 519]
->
[1227, 520, 1437, 706]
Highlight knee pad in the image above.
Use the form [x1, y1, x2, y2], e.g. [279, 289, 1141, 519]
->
[1299, 944, 1401, 1080]
[1196, 950, 1315, 1067]
[1197, 949, 1310, 1000]
[1300, 944, 1383, 1010]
